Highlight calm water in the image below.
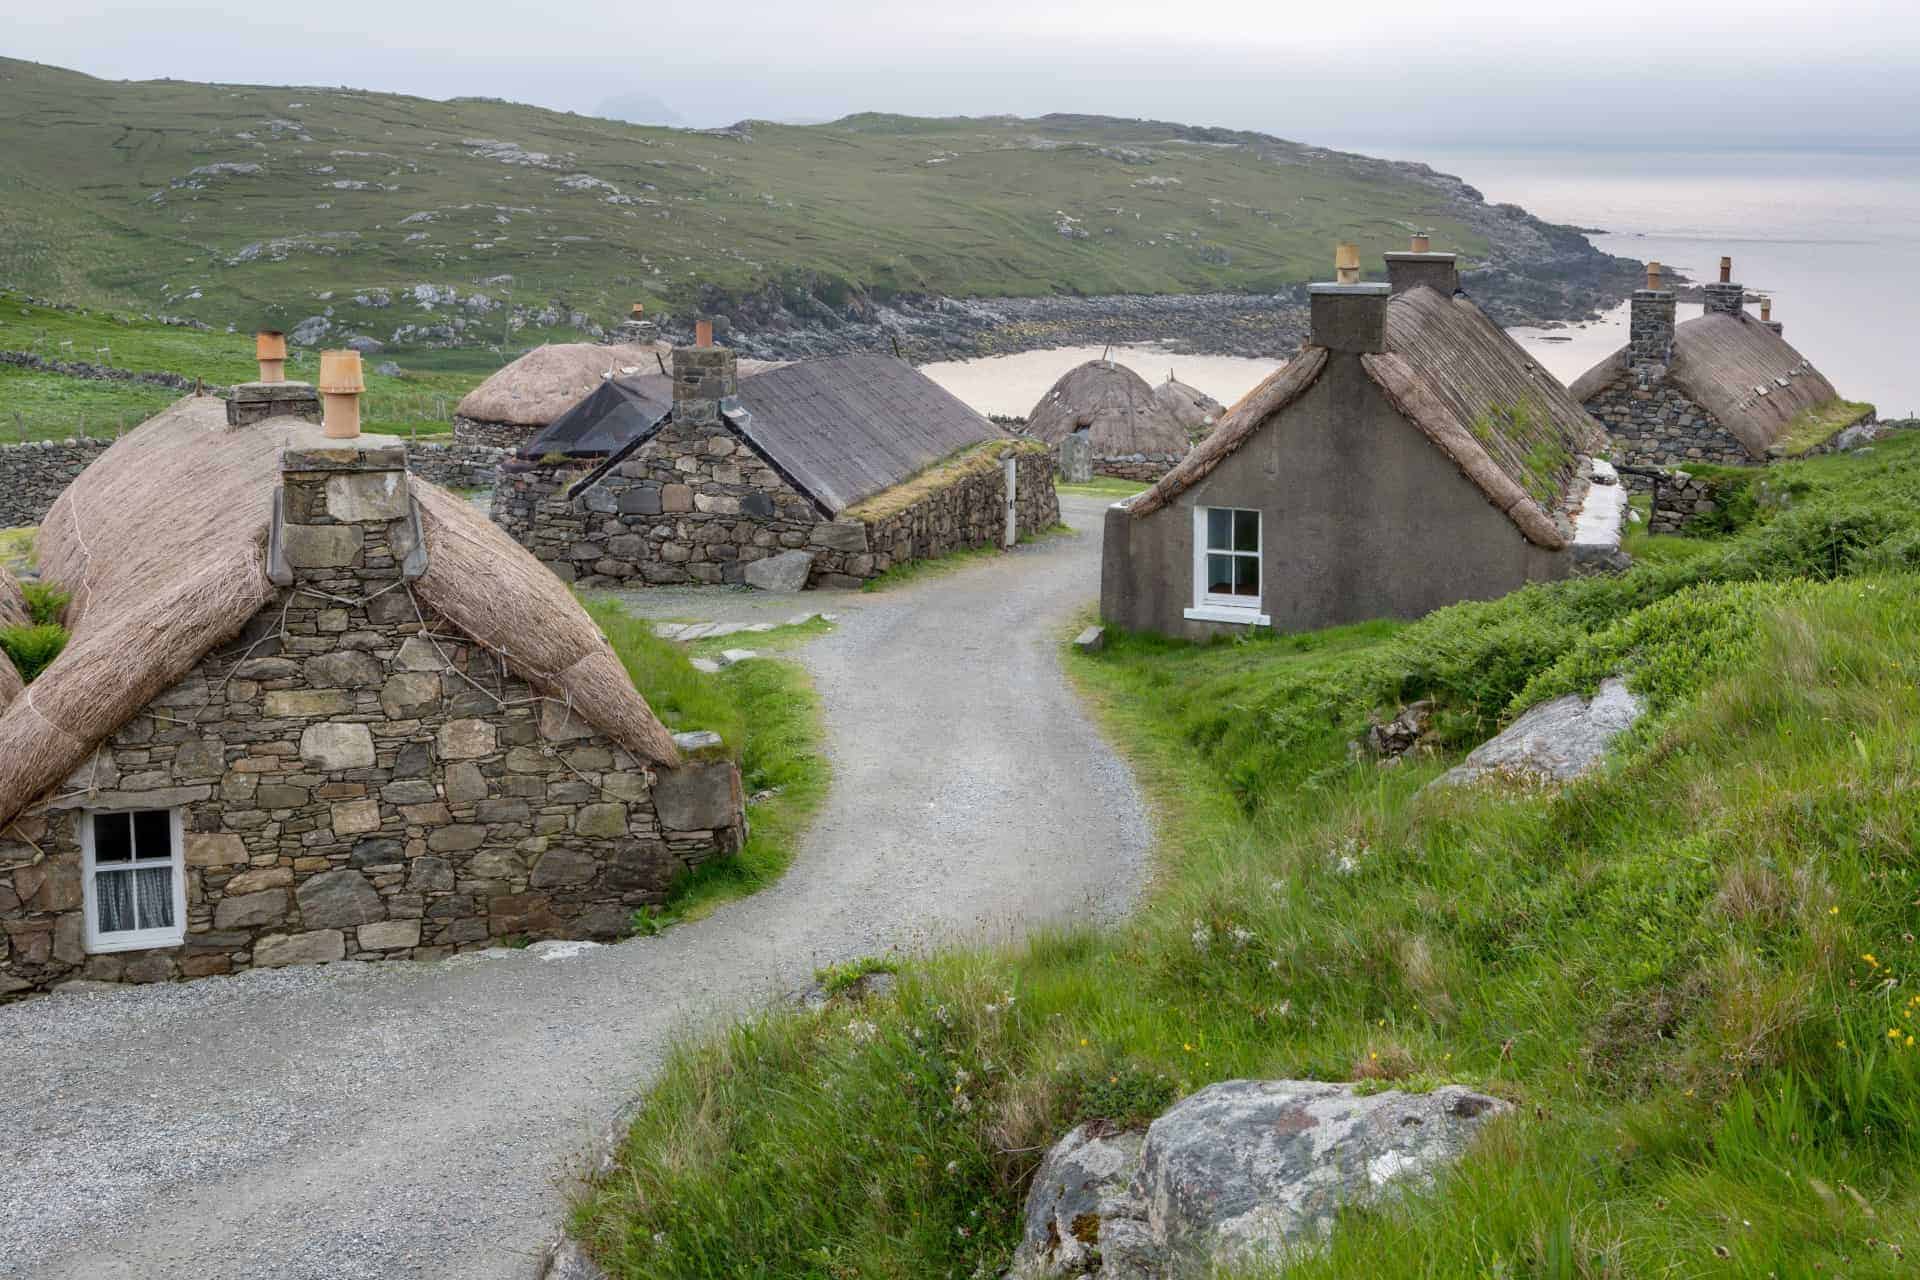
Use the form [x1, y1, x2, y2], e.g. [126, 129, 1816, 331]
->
[929, 147, 1920, 419]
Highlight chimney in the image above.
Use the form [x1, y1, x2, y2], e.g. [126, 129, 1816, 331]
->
[630, 302, 646, 320]
[671, 332, 738, 426]
[271, 442, 422, 590]
[1703, 254, 1746, 318]
[1629, 260, 1676, 366]
[1759, 296, 1783, 336]
[256, 330, 288, 383]
[317, 349, 365, 440]
[1310, 241, 1389, 354]
[1409, 232, 1431, 253]
[227, 326, 320, 427]
[1384, 234, 1460, 296]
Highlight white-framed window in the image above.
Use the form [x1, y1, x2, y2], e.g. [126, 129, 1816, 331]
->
[82, 809, 187, 954]
[1185, 506, 1270, 627]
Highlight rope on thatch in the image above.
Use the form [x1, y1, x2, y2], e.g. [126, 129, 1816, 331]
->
[1130, 348, 1327, 519]
[1024, 359, 1190, 458]
[1362, 353, 1568, 549]
[0, 396, 680, 832]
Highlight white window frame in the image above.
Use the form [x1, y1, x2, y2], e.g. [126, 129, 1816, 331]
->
[81, 808, 188, 954]
[1185, 505, 1270, 627]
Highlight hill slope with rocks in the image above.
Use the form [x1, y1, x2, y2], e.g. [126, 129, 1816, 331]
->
[0, 59, 1640, 359]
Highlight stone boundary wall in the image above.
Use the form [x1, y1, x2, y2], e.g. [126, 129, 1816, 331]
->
[860, 446, 1059, 573]
[1095, 453, 1184, 482]
[1583, 362, 1751, 469]
[0, 439, 507, 529]
[0, 349, 206, 393]
[454, 415, 534, 450]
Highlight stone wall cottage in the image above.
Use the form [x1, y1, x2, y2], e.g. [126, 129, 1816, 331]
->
[1570, 257, 1873, 469]
[1024, 358, 1192, 480]
[1102, 242, 1627, 640]
[0, 373, 745, 996]
[492, 342, 1058, 589]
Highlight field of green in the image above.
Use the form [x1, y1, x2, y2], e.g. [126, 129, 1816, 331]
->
[0, 57, 1544, 341]
[574, 438, 1920, 1277]
[0, 291, 499, 440]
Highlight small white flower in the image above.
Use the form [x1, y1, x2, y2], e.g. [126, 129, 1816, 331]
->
[933, 1004, 953, 1026]
[946, 1160, 961, 1174]
[1335, 854, 1360, 875]
[1230, 926, 1255, 949]
[846, 1019, 879, 1043]
[1191, 920, 1212, 951]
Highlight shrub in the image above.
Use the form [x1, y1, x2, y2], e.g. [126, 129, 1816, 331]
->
[20, 580, 68, 625]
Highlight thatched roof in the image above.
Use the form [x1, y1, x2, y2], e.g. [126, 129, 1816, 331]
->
[0, 396, 679, 832]
[0, 567, 25, 629]
[732, 355, 1004, 515]
[456, 342, 674, 426]
[1571, 313, 1845, 459]
[1025, 360, 1190, 458]
[1153, 374, 1226, 439]
[1132, 286, 1605, 550]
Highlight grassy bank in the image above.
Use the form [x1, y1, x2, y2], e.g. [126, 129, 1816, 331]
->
[588, 599, 829, 926]
[573, 438, 1920, 1278]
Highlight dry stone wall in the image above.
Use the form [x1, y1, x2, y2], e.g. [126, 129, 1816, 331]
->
[861, 447, 1059, 572]
[453, 416, 534, 450]
[0, 451, 743, 996]
[1583, 364, 1751, 469]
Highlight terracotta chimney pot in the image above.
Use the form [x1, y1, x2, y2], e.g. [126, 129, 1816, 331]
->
[1409, 233, 1431, 253]
[631, 302, 646, 319]
[1760, 297, 1772, 321]
[317, 349, 366, 439]
[1334, 241, 1361, 285]
[256, 330, 288, 384]
[1646, 261, 1662, 290]
[1719, 256, 1733, 283]
[695, 319, 714, 348]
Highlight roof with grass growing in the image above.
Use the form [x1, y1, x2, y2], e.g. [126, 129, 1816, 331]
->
[1133, 285, 1607, 548]
[0, 394, 681, 832]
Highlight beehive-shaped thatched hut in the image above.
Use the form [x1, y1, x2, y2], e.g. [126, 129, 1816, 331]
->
[453, 342, 673, 448]
[0, 382, 749, 994]
[1025, 359, 1191, 480]
[1154, 372, 1227, 443]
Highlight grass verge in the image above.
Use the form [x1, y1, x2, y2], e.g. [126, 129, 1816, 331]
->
[587, 597, 830, 928]
[571, 439, 1920, 1278]
[1058, 475, 1151, 499]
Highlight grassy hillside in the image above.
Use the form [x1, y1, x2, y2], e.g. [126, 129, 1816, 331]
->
[0, 58, 1626, 348]
[573, 438, 1920, 1277]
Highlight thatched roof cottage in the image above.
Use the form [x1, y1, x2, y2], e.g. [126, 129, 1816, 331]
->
[493, 335, 1060, 590]
[1571, 257, 1872, 467]
[1025, 359, 1191, 480]
[1154, 372, 1227, 443]
[0, 354, 746, 995]
[1102, 241, 1627, 639]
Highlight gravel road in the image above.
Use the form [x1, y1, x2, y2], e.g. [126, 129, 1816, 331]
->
[0, 493, 1149, 1280]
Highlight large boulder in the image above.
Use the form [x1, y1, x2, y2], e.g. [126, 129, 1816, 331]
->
[1011, 1080, 1508, 1279]
[743, 549, 814, 592]
[1434, 677, 1643, 788]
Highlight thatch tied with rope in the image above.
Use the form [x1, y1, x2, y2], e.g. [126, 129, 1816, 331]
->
[1153, 372, 1227, 442]
[1665, 314, 1845, 457]
[455, 342, 673, 428]
[0, 395, 679, 832]
[1025, 359, 1190, 473]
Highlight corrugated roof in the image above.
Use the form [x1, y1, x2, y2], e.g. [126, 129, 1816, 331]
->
[517, 374, 674, 459]
[1667, 312, 1842, 458]
[730, 355, 1003, 516]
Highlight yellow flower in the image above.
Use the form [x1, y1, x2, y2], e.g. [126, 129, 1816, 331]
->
[1864, 954, 1879, 967]
[1889, 1028, 1901, 1041]
[1830, 906, 1841, 916]
[1183, 1043, 1193, 1053]
[1079, 1038, 1088, 1047]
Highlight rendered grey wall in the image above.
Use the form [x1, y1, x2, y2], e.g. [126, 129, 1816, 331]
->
[1102, 352, 1566, 640]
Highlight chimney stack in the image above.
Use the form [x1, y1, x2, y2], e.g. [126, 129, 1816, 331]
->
[1629, 260, 1676, 366]
[1703, 253, 1746, 318]
[1310, 241, 1389, 354]
[317, 349, 366, 440]
[672, 332, 738, 426]
[256, 330, 287, 383]
[1759, 296, 1783, 335]
[1384, 235, 1460, 296]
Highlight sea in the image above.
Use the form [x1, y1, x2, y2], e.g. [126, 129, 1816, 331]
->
[923, 146, 1920, 421]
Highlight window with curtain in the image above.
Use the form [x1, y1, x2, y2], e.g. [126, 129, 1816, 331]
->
[84, 809, 185, 953]
[1187, 506, 1268, 625]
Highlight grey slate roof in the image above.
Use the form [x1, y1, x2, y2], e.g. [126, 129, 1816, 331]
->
[516, 374, 674, 459]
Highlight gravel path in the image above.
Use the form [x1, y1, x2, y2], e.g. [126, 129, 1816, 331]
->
[0, 493, 1149, 1280]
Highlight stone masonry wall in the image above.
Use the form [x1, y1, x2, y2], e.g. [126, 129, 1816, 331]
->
[861, 446, 1059, 573]
[1583, 364, 1753, 471]
[1094, 453, 1184, 483]
[453, 415, 535, 450]
[0, 452, 743, 995]
[0, 439, 507, 530]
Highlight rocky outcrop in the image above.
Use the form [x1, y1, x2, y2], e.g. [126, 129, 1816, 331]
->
[1012, 1080, 1510, 1278]
[1434, 677, 1644, 788]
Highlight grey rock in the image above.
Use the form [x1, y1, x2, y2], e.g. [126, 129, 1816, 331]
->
[349, 838, 408, 869]
[808, 521, 869, 554]
[1435, 677, 1643, 788]
[1058, 432, 1094, 484]
[213, 890, 290, 930]
[653, 761, 741, 832]
[1073, 626, 1105, 654]
[743, 550, 813, 592]
[299, 722, 376, 772]
[716, 649, 758, 668]
[345, 335, 386, 355]
[375, 361, 403, 377]
[670, 730, 726, 759]
[529, 847, 597, 888]
[296, 869, 387, 929]
[253, 929, 346, 968]
[1010, 1080, 1510, 1279]
[290, 315, 331, 346]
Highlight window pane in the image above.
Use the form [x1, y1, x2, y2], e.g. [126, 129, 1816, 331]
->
[1206, 508, 1230, 552]
[1206, 554, 1235, 595]
[1235, 554, 1260, 597]
[94, 812, 132, 864]
[1233, 510, 1260, 553]
[135, 867, 176, 931]
[96, 868, 135, 933]
[132, 810, 171, 860]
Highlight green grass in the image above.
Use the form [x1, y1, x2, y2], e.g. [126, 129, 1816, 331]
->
[1770, 398, 1878, 459]
[861, 524, 1076, 592]
[570, 436, 1920, 1278]
[587, 597, 829, 927]
[1058, 476, 1152, 499]
[686, 615, 835, 659]
[1, 528, 38, 575]
[0, 55, 1621, 345]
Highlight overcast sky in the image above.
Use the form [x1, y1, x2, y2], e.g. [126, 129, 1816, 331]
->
[6, 0, 1918, 149]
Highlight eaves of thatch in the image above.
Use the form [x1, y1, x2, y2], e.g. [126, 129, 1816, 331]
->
[0, 396, 679, 833]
